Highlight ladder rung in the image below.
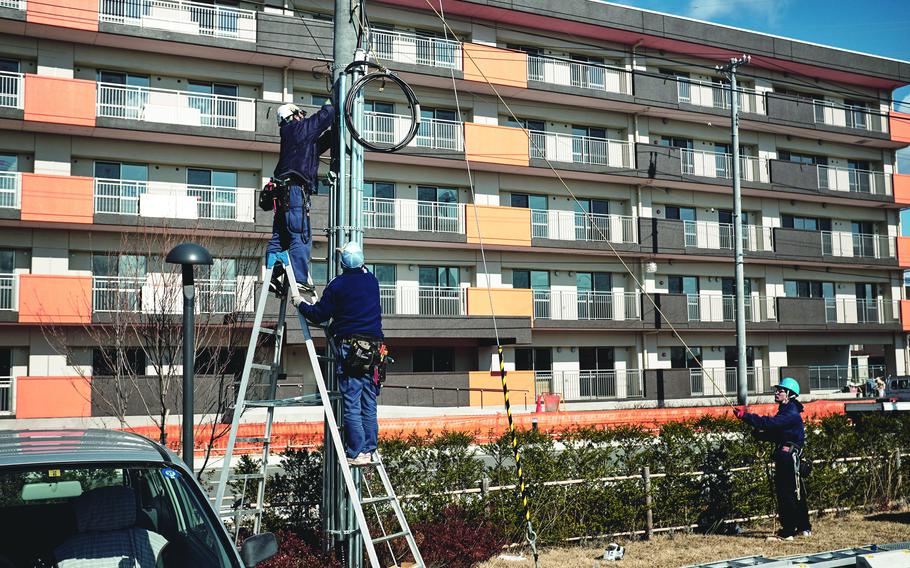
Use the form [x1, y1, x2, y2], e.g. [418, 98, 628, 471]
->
[236, 437, 269, 444]
[350, 460, 380, 468]
[245, 393, 325, 408]
[257, 327, 277, 335]
[251, 363, 276, 371]
[219, 507, 264, 518]
[361, 495, 395, 506]
[229, 473, 266, 481]
[372, 530, 410, 545]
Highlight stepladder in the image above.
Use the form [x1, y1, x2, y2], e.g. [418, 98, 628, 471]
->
[213, 253, 424, 567]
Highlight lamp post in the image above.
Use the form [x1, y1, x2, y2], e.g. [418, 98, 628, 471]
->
[166, 243, 213, 473]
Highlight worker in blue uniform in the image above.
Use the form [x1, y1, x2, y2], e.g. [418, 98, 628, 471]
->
[734, 377, 812, 540]
[294, 242, 385, 465]
[264, 100, 335, 295]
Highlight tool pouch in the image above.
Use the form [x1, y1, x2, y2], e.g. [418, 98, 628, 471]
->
[341, 335, 381, 377]
[259, 182, 275, 211]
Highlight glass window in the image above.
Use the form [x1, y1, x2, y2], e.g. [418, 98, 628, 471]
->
[365, 100, 394, 114]
[671, 346, 702, 369]
[364, 181, 394, 199]
[0, 59, 18, 73]
[0, 251, 13, 273]
[512, 270, 548, 290]
[784, 280, 834, 298]
[311, 259, 328, 285]
[510, 193, 547, 210]
[514, 348, 551, 371]
[365, 263, 396, 285]
[417, 186, 458, 204]
[412, 348, 454, 372]
[576, 272, 611, 292]
[93, 347, 146, 376]
[658, 137, 693, 150]
[92, 255, 146, 277]
[665, 206, 696, 221]
[94, 162, 148, 181]
[419, 266, 459, 287]
[502, 117, 545, 131]
[668, 276, 699, 295]
[0, 155, 16, 172]
[97, 70, 150, 87]
[579, 347, 614, 370]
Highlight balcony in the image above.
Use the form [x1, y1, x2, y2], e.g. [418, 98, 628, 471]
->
[676, 78, 765, 114]
[817, 165, 890, 196]
[684, 294, 777, 323]
[371, 30, 461, 70]
[0, 376, 11, 415]
[809, 364, 885, 392]
[679, 149, 769, 182]
[0, 71, 23, 109]
[824, 297, 898, 324]
[0, 172, 20, 210]
[682, 220, 773, 252]
[0, 273, 15, 311]
[363, 197, 464, 234]
[532, 290, 641, 321]
[94, 178, 255, 222]
[98, 0, 256, 41]
[96, 83, 255, 131]
[535, 369, 643, 401]
[92, 276, 245, 314]
[0, 0, 24, 9]
[362, 112, 463, 151]
[527, 55, 631, 95]
[689, 367, 775, 396]
[820, 231, 895, 260]
[531, 210, 637, 244]
[378, 285, 466, 316]
[813, 99, 886, 133]
[529, 131, 631, 168]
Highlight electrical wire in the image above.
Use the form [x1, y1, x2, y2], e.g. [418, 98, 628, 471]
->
[342, 60, 422, 152]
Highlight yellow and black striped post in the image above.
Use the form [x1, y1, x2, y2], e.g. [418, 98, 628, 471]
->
[497, 346, 540, 566]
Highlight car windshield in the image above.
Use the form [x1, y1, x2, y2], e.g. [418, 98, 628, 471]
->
[0, 464, 238, 568]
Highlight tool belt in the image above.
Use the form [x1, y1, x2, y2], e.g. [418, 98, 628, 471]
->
[259, 177, 292, 211]
[339, 335, 384, 379]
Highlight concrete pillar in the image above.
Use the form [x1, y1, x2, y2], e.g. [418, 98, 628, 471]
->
[36, 40, 75, 78]
[33, 134, 73, 176]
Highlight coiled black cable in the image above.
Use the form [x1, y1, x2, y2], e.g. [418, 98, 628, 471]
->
[343, 60, 421, 153]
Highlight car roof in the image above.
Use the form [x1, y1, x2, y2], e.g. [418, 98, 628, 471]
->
[0, 429, 173, 468]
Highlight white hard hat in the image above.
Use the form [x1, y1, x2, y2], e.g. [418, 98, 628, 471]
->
[340, 241, 365, 269]
[276, 103, 302, 124]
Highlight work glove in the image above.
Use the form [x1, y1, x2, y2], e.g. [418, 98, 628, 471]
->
[732, 406, 747, 420]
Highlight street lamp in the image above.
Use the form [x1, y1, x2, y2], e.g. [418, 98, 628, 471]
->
[166, 243, 213, 473]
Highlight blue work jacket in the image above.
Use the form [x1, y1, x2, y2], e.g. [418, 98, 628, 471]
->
[742, 400, 806, 448]
[298, 267, 383, 340]
[274, 103, 335, 187]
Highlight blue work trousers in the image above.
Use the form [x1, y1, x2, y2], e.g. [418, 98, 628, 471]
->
[337, 341, 379, 459]
[266, 184, 311, 283]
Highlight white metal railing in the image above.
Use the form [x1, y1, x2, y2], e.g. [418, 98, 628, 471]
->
[690, 367, 775, 396]
[377, 285, 466, 316]
[93, 276, 247, 314]
[94, 179, 255, 222]
[535, 369, 643, 401]
[824, 297, 899, 324]
[816, 165, 891, 196]
[529, 131, 631, 168]
[813, 99, 886, 133]
[527, 55, 631, 95]
[96, 83, 255, 131]
[678, 148, 769, 182]
[0, 274, 15, 311]
[677, 78, 765, 114]
[530, 209, 638, 244]
[197, 279, 237, 313]
[98, 0, 256, 42]
[0, 172, 21, 209]
[370, 29, 462, 69]
[809, 365, 886, 392]
[363, 112, 463, 151]
[0, 71, 23, 109]
[682, 220, 773, 252]
[0, 376, 12, 415]
[820, 231, 895, 259]
[0, 0, 25, 10]
[92, 276, 145, 313]
[532, 290, 640, 321]
[362, 197, 464, 234]
[685, 294, 777, 323]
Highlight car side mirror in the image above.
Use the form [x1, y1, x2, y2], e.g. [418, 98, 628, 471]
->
[240, 532, 278, 567]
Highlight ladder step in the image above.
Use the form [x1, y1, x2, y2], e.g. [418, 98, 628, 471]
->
[361, 495, 396, 506]
[350, 459, 381, 468]
[236, 436, 270, 444]
[257, 327, 277, 335]
[219, 507, 264, 518]
[372, 530, 411, 545]
[229, 473, 266, 481]
[245, 393, 326, 408]
[251, 363, 276, 371]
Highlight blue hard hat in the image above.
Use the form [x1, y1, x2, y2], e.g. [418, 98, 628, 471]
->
[774, 377, 800, 397]
[340, 241, 364, 269]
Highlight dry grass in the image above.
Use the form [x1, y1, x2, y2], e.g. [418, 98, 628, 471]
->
[479, 510, 910, 568]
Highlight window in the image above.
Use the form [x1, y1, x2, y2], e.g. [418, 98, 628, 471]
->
[310, 94, 333, 107]
[187, 169, 237, 220]
[363, 181, 394, 199]
[657, 137, 693, 150]
[671, 346, 702, 369]
[718, 210, 752, 225]
[97, 70, 150, 87]
[418, 266, 460, 315]
[416, 186, 459, 232]
[96, 71, 150, 120]
[0, 251, 12, 273]
[311, 258, 328, 285]
[781, 214, 831, 232]
[515, 348, 552, 371]
[363, 182, 395, 228]
[0, 348, 9, 377]
[777, 150, 828, 166]
[665, 206, 696, 222]
[412, 348, 454, 372]
[187, 81, 239, 127]
[93, 347, 146, 376]
[783, 280, 834, 298]
[0, 59, 18, 73]
[723, 346, 755, 368]
[94, 161, 148, 182]
[510, 193, 548, 210]
[0, 155, 15, 172]
[506, 44, 543, 57]
[195, 347, 244, 377]
[365, 263, 396, 285]
[512, 269, 549, 290]
[92, 255, 147, 278]
[721, 277, 752, 296]
[364, 100, 394, 114]
[775, 87, 815, 101]
[502, 116, 546, 131]
[668, 276, 699, 295]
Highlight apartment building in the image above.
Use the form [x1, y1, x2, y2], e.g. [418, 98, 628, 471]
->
[1, 0, 910, 421]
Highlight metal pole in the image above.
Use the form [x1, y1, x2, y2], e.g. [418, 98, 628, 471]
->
[643, 466, 653, 540]
[181, 264, 195, 472]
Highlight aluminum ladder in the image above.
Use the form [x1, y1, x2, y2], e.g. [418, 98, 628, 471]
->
[212, 256, 424, 567]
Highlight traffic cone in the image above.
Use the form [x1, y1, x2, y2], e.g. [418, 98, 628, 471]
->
[535, 394, 543, 413]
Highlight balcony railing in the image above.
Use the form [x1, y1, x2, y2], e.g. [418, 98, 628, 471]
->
[370, 29, 462, 70]
[685, 294, 777, 323]
[535, 369, 643, 401]
[527, 55, 631, 95]
[96, 82, 255, 131]
[824, 297, 898, 324]
[682, 220, 773, 252]
[677, 78, 765, 114]
[809, 365, 886, 392]
[377, 285, 465, 316]
[0, 376, 11, 415]
[532, 290, 640, 321]
[362, 112, 463, 151]
[529, 131, 631, 168]
[92, 276, 144, 313]
[817, 165, 890, 196]
[530, 209, 637, 244]
[678, 148, 769, 182]
[197, 278, 237, 313]
[98, 0, 256, 41]
[93, 275, 246, 314]
[0, 0, 25, 10]
[820, 231, 895, 259]
[0, 274, 15, 311]
[813, 99, 886, 133]
[0, 172, 21, 209]
[0, 71, 23, 109]
[690, 367, 775, 396]
[363, 197, 464, 234]
[94, 179, 255, 222]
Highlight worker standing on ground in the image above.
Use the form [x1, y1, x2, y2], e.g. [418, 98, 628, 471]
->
[733, 377, 812, 541]
[294, 242, 384, 465]
[263, 98, 335, 295]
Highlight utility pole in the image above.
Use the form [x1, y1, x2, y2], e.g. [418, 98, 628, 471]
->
[719, 54, 751, 406]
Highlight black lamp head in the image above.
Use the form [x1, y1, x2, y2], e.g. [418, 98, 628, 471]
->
[166, 243, 214, 266]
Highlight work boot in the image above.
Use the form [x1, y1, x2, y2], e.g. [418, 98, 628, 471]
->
[799, 530, 812, 538]
[347, 453, 372, 466]
[269, 265, 287, 297]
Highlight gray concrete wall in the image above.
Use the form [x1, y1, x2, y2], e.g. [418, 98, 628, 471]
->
[776, 298, 827, 327]
[379, 372, 470, 406]
[643, 368, 693, 403]
[636, 143, 680, 181]
[633, 72, 679, 105]
[774, 228, 823, 258]
[769, 160, 819, 192]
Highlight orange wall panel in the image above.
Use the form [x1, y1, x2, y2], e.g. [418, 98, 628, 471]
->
[898, 237, 910, 269]
[468, 370, 535, 407]
[462, 43, 528, 88]
[18, 275, 93, 324]
[894, 174, 910, 206]
[466, 287, 533, 318]
[464, 123, 529, 167]
[464, 204, 531, 247]
[24, 75, 96, 127]
[27, 0, 98, 31]
[902, 300, 910, 332]
[21, 173, 94, 224]
[16, 376, 92, 419]
[891, 112, 910, 144]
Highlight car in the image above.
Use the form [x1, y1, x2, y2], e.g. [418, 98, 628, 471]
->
[0, 429, 277, 567]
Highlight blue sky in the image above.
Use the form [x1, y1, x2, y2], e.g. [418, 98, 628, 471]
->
[603, 0, 910, 231]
